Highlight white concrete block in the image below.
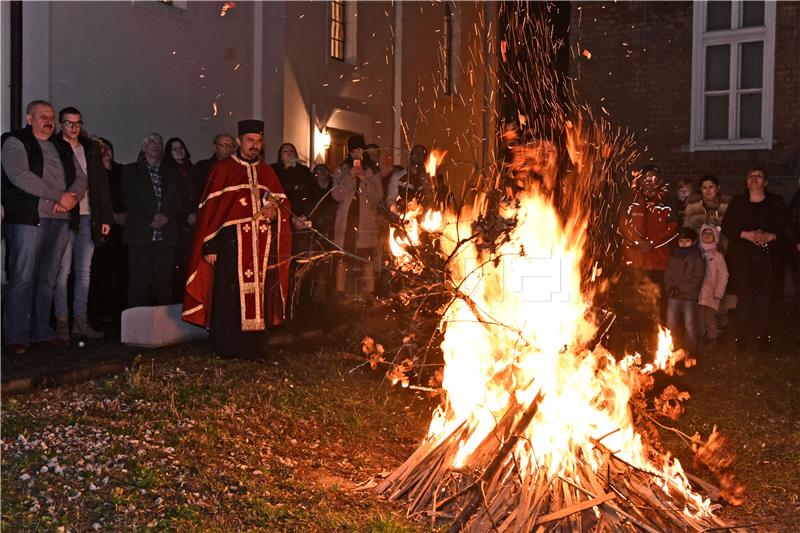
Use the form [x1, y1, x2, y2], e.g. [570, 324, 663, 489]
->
[121, 304, 208, 348]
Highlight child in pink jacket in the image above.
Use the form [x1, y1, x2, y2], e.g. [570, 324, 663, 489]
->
[698, 224, 729, 349]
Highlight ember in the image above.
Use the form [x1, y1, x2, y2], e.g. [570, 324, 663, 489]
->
[219, 1, 236, 17]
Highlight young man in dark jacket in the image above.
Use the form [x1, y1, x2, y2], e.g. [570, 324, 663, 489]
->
[53, 106, 114, 340]
[664, 227, 706, 355]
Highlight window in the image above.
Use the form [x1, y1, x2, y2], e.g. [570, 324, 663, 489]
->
[442, 4, 453, 95]
[330, 0, 345, 61]
[690, 1, 776, 150]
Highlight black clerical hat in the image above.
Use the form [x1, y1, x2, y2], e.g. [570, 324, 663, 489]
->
[237, 119, 264, 136]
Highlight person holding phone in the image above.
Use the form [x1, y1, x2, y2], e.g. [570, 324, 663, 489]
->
[331, 135, 383, 304]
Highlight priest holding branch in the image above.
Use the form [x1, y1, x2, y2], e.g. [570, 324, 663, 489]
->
[183, 120, 292, 359]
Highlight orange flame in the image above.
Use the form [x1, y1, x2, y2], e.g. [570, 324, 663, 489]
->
[425, 148, 448, 178]
[396, 186, 714, 517]
[220, 2, 236, 17]
[388, 202, 444, 269]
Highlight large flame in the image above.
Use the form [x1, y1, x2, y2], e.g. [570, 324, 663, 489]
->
[425, 148, 448, 178]
[391, 187, 712, 518]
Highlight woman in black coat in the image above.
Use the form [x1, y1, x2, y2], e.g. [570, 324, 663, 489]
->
[721, 168, 785, 351]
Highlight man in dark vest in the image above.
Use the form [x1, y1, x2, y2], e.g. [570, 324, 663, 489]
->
[1, 100, 87, 354]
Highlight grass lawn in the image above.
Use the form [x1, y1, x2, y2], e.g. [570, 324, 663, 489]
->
[2, 306, 798, 531]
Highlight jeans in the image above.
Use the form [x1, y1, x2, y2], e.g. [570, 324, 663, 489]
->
[55, 214, 95, 317]
[2, 218, 70, 345]
[666, 297, 699, 351]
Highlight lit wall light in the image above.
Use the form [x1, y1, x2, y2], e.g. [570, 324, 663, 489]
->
[314, 127, 331, 161]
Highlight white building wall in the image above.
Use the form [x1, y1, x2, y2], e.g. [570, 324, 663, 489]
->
[281, 1, 396, 166]
[46, 1, 257, 163]
[5, 0, 490, 177]
[21, 2, 51, 109]
[1, 1, 12, 132]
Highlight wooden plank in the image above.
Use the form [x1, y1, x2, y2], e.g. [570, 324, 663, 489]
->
[532, 492, 617, 527]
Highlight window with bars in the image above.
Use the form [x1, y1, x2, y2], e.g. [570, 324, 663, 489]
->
[690, 0, 775, 150]
[330, 0, 345, 61]
[443, 4, 453, 95]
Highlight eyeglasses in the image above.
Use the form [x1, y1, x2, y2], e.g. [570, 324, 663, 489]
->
[62, 120, 83, 128]
[216, 143, 235, 148]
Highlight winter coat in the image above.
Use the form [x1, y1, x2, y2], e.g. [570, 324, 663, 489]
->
[698, 225, 729, 310]
[270, 161, 323, 220]
[1, 125, 79, 226]
[619, 194, 679, 271]
[683, 193, 730, 232]
[664, 245, 706, 301]
[721, 192, 785, 296]
[75, 136, 114, 245]
[331, 163, 384, 249]
[121, 160, 181, 246]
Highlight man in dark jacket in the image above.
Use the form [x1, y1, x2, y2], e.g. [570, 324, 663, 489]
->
[187, 133, 235, 214]
[1, 100, 87, 354]
[122, 133, 181, 307]
[53, 106, 114, 341]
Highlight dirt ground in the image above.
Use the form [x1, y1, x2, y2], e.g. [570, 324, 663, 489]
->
[1, 302, 798, 532]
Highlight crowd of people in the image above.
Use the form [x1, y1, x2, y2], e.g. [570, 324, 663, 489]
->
[2, 100, 799, 358]
[1, 100, 445, 357]
[619, 166, 800, 355]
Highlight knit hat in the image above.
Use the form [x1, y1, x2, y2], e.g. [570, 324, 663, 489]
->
[347, 134, 366, 152]
[700, 223, 720, 252]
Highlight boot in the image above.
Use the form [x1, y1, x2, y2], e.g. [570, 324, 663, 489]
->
[72, 316, 104, 340]
[56, 316, 70, 342]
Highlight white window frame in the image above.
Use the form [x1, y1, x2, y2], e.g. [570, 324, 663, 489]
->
[344, 1, 357, 64]
[329, 0, 345, 61]
[690, 0, 776, 151]
[442, 3, 453, 95]
[329, 1, 357, 65]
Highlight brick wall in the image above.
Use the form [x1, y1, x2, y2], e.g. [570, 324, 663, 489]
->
[569, 1, 800, 198]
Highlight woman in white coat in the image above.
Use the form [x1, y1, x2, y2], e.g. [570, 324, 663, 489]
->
[331, 135, 384, 300]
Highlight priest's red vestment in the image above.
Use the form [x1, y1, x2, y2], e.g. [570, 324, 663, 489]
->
[183, 154, 292, 331]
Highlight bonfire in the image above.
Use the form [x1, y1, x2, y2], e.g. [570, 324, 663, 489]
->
[375, 180, 739, 531]
[366, 5, 742, 530]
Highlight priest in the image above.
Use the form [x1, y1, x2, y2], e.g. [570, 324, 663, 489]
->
[183, 119, 292, 358]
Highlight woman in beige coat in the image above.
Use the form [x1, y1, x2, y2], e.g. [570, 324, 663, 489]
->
[331, 135, 384, 299]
